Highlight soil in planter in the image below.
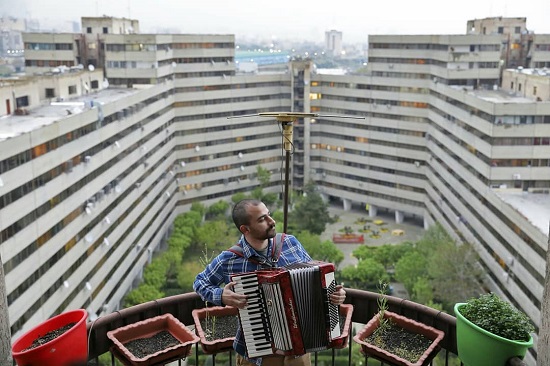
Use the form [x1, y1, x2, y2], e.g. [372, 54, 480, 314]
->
[124, 330, 181, 359]
[363, 321, 433, 363]
[23, 322, 76, 351]
[200, 315, 239, 341]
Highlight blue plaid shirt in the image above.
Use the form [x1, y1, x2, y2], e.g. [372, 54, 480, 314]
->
[193, 233, 311, 364]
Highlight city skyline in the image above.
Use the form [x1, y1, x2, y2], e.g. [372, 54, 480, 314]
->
[2, 0, 550, 44]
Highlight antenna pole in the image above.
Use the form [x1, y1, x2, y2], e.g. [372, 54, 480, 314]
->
[281, 120, 294, 233]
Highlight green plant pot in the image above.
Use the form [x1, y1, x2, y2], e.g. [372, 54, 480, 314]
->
[454, 303, 533, 366]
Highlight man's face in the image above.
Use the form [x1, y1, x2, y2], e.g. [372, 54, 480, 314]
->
[244, 203, 276, 240]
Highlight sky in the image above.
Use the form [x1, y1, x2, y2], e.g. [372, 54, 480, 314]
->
[1, 0, 550, 44]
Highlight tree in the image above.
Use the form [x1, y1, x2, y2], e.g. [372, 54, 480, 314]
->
[340, 258, 389, 289]
[288, 183, 332, 235]
[394, 251, 428, 294]
[256, 165, 271, 187]
[195, 220, 236, 252]
[297, 230, 344, 266]
[205, 200, 229, 220]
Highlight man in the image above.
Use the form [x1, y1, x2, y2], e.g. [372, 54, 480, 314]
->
[193, 199, 346, 366]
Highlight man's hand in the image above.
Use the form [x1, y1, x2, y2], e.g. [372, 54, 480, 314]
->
[221, 282, 248, 308]
[330, 285, 346, 305]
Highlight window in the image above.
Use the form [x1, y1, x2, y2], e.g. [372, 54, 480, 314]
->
[518, 83, 522, 92]
[103, 27, 108, 34]
[498, 27, 504, 34]
[515, 26, 521, 34]
[91, 80, 99, 89]
[68, 85, 77, 95]
[45, 88, 55, 98]
[86, 27, 92, 33]
[15, 96, 29, 108]
[533, 86, 537, 95]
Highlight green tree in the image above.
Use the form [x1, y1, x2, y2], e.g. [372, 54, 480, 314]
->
[231, 192, 248, 204]
[352, 245, 375, 261]
[411, 277, 434, 304]
[394, 251, 428, 294]
[340, 258, 389, 289]
[427, 240, 483, 309]
[205, 200, 229, 220]
[288, 183, 332, 235]
[195, 220, 235, 252]
[297, 230, 344, 266]
[124, 284, 165, 307]
[256, 165, 271, 187]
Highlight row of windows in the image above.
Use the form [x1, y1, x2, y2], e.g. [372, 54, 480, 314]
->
[370, 42, 501, 52]
[25, 60, 75, 67]
[25, 43, 73, 51]
[105, 42, 234, 52]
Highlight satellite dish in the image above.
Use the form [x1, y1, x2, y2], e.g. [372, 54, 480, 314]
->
[88, 64, 95, 71]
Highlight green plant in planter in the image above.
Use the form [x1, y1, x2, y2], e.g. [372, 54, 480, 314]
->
[454, 293, 534, 366]
[459, 293, 534, 341]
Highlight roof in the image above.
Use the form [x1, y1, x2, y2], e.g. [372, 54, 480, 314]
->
[0, 88, 140, 141]
[495, 191, 550, 236]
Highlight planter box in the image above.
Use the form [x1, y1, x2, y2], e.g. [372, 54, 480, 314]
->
[329, 304, 354, 349]
[192, 306, 238, 354]
[11, 309, 88, 366]
[353, 311, 444, 366]
[107, 313, 199, 366]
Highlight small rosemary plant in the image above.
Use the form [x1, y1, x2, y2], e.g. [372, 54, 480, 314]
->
[375, 280, 390, 334]
[199, 243, 217, 338]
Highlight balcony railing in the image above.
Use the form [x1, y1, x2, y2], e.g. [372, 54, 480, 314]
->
[84, 288, 527, 366]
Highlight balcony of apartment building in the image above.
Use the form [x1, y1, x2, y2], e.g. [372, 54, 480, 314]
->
[63, 288, 528, 366]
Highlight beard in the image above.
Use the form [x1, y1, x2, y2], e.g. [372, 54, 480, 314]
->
[266, 225, 276, 238]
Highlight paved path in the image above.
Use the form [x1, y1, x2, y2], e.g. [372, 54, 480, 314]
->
[321, 205, 426, 301]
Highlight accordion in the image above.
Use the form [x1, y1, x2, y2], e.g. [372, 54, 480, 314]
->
[231, 261, 348, 358]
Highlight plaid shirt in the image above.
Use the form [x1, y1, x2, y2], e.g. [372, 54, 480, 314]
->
[193, 233, 312, 365]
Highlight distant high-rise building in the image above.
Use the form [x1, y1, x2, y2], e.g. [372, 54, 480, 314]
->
[325, 29, 342, 56]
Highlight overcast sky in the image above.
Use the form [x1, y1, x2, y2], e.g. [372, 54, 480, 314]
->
[2, 0, 549, 44]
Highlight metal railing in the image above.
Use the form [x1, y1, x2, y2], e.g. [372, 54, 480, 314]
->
[85, 288, 526, 366]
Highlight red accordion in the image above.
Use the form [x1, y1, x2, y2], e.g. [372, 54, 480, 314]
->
[231, 261, 349, 358]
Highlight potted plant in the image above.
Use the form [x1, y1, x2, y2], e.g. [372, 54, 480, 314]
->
[11, 309, 88, 366]
[107, 313, 199, 366]
[192, 306, 239, 354]
[353, 283, 444, 366]
[454, 293, 534, 366]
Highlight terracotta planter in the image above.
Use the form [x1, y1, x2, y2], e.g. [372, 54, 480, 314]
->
[192, 306, 238, 354]
[329, 304, 354, 349]
[353, 310, 444, 366]
[107, 313, 199, 366]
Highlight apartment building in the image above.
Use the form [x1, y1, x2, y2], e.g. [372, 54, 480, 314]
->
[1, 16, 549, 363]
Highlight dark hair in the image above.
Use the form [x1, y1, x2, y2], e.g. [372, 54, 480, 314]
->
[232, 199, 262, 230]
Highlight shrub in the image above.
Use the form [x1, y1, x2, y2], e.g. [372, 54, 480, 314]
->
[459, 293, 534, 342]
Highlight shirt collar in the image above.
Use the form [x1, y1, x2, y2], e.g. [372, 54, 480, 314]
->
[240, 235, 272, 260]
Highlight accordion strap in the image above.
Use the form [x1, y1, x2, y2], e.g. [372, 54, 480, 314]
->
[228, 233, 285, 267]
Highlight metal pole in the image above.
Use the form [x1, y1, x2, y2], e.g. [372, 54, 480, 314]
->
[281, 121, 294, 233]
